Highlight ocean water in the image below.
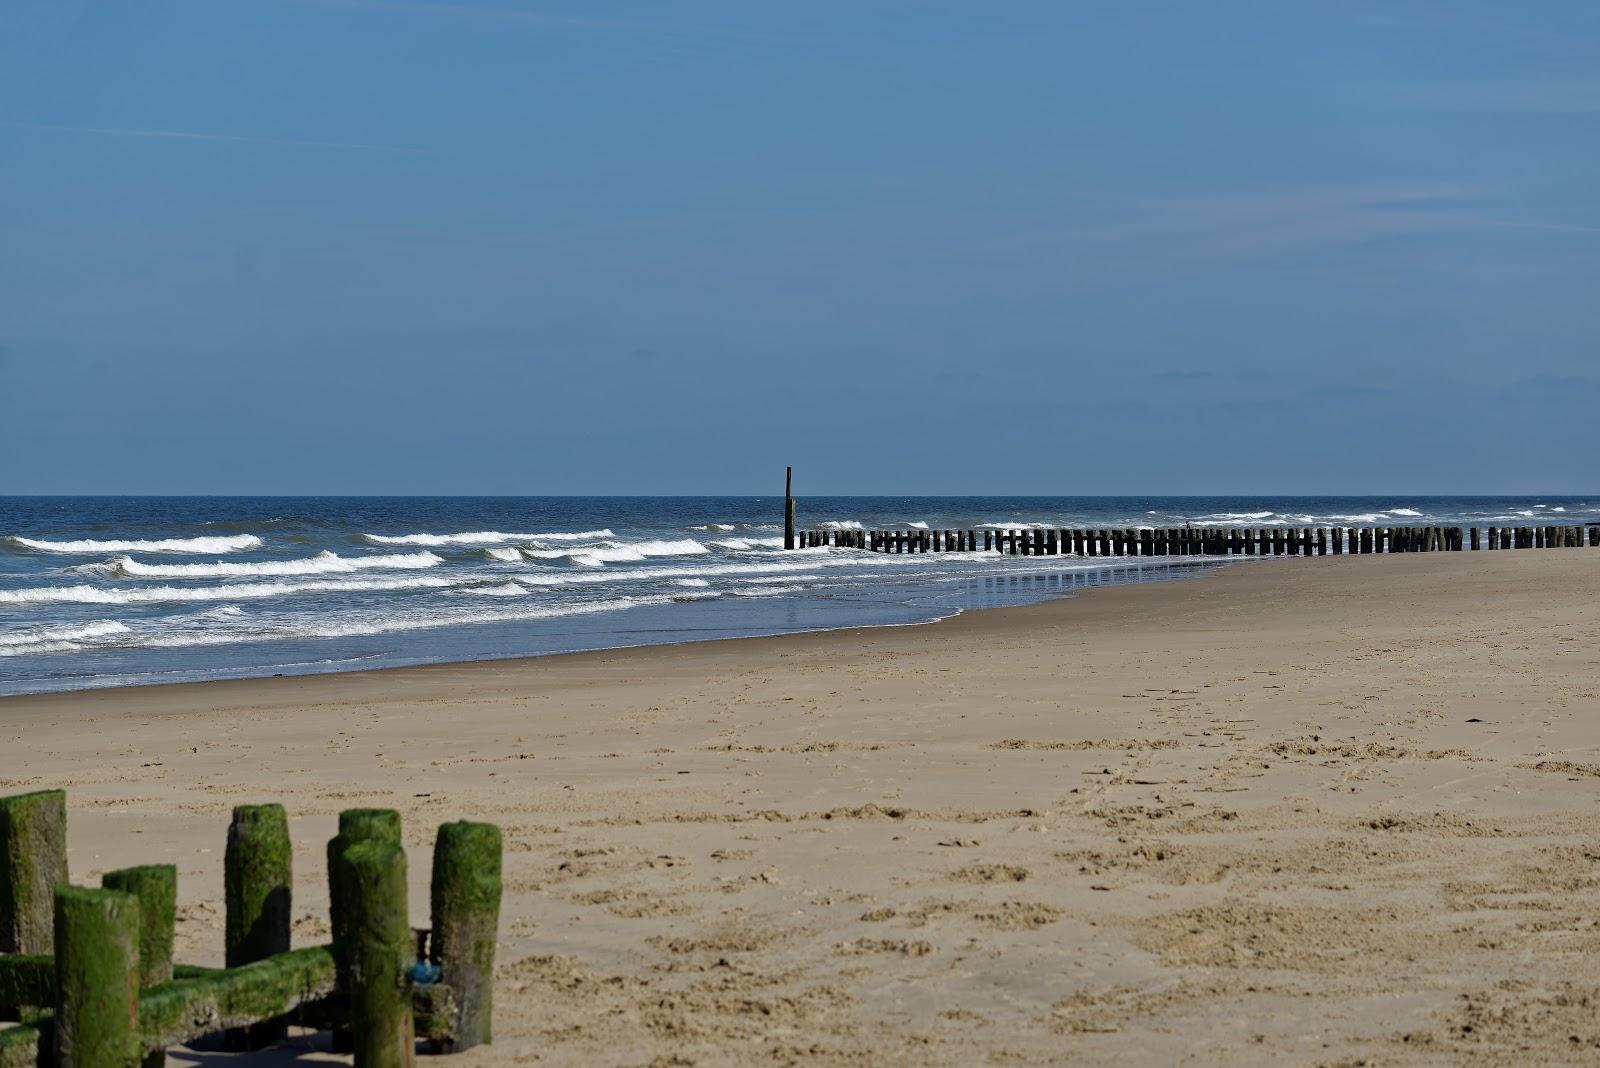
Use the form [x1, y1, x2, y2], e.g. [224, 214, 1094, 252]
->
[2, 496, 1594, 696]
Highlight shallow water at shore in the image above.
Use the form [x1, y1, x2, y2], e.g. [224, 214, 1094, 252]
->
[2, 495, 1592, 695]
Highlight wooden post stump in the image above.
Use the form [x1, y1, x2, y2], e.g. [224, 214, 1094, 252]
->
[54, 886, 140, 1068]
[429, 822, 501, 1053]
[101, 865, 175, 1068]
[224, 804, 292, 1049]
[1, 790, 68, 959]
[329, 809, 402, 1053]
[339, 842, 413, 1068]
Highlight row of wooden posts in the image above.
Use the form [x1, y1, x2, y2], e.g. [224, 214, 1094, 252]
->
[0, 789, 501, 1068]
[792, 524, 1600, 556]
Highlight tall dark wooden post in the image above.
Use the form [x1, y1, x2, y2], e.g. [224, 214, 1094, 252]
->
[783, 467, 796, 551]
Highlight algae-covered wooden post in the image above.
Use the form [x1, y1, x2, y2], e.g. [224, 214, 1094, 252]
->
[224, 804, 292, 1049]
[340, 841, 413, 1068]
[54, 885, 140, 1068]
[101, 865, 175, 1068]
[430, 821, 502, 1052]
[328, 809, 403, 1054]
[1, 790, 69, 957]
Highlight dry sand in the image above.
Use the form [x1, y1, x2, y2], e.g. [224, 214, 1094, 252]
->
[5, 550, 1600, 1066]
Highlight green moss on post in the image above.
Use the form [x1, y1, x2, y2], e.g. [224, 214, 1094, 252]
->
[338, 841, 412, 1068]
[102, 865, 175, 1068]
[0, 954, 54, 1016]
[224, 804, 292, 1049]
[54, 885, 140, 1068]
[100, 867, 175, 988]
[1, 790, 69, 956]
[0, 1020, 47, 1068]
[328, 809, 401, 948]
[135, 945, 337, 1052]
[429, 821, 501, 1052]
[327, 809, 401, 1053]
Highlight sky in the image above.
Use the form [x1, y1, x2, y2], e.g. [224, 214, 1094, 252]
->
[2, 1, 1597, 495]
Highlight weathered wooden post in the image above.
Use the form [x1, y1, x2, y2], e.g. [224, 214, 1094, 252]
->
[783, 467, 795, 551]
[339, 842, 413, 1068]
[101, 865, 175, 1068]
[1, 789, 68, 962]
[224, 804, 292, 1049]
[54, 885, 140, 1068]
[328, 809, 402, 1053]
[429, 822, 501, 1053]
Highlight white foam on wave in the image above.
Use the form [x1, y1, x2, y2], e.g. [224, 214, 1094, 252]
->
[1389, 508, 1423, 517]
[76, 550, 442, 580]
[0, 620, 131, 653]
[689, 524, 737, 532]
[1209, 512, 1274, 521]
[482, 547, 523, 563]
[466, 582, 529, 597]
[906, 521, 930, 530]
[7, 534, 263, 554]
[712, 536, 784, 551]
[818, 520, 864, 531]
[514, 562, 787, 588]
[362, 529, 612, 546]
[0, 574, 461, 606]
[517, 539, 708, 567]
[672, 578, 711, 587]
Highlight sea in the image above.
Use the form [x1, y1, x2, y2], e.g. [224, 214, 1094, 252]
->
[2, 496, 1594, 697]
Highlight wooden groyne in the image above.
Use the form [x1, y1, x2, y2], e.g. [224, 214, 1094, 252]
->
[0, 789, 502, 1068]
[788, 524, 1600, 555]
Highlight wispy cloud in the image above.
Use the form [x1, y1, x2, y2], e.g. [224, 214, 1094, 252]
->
[0, 120, 427, 155]
[1071, 184, 1484, 268]
[1401, 77, 1600, 115]
[300, 0, 773, 43]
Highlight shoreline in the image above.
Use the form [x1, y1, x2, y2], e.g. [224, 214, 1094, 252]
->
[7, 549, 1600, 1065]
[0, 556, 1230, 708]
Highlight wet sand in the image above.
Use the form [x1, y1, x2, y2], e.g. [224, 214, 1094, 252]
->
[5, 549, 1600, 1066]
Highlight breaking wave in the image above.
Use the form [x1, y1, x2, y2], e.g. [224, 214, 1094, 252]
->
[514, 539, 708, 567]
[6, 534, 263, 554]
[76, 551, 442, 579]
[0, 620, 131, 653]
[362, 529, 612, 546]
[0, 575, 462, 605]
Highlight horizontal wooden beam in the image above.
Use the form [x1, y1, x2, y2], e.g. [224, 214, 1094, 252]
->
[136, 945, 336, 1053]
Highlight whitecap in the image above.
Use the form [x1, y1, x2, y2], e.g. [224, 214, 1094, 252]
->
[1389, 508, 1423, 517]
[0, 574, 460, 605]
[6, 534, 263, 554]
[517, 539, 708, 567]
[467, 582, 529, 597]
[362, 529, 612, 546]
[0, 620, 131, 651]
[76, 550, 442, 580]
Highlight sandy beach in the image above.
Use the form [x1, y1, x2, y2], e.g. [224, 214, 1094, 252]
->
[5, 549, 1600, 1066]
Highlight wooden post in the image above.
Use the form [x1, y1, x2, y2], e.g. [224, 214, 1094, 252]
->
[1471, 527, 1480, 551]
[327, 809, 402, 1054]
[1, 790, 68, 959]
[429, 822, 501, 1053]
[225, 804, 292, 1049]
[783, 468, 795, 551]
[339, 842, 413, 1068]
[101, 865, 176, 1068]
[54, 886, 140, 1068]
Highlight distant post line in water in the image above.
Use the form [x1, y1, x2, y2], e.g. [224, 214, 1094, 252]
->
[788, 522, 1600, 556]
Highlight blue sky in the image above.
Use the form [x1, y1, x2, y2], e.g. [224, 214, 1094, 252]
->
[2, 1, 1596, 494]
